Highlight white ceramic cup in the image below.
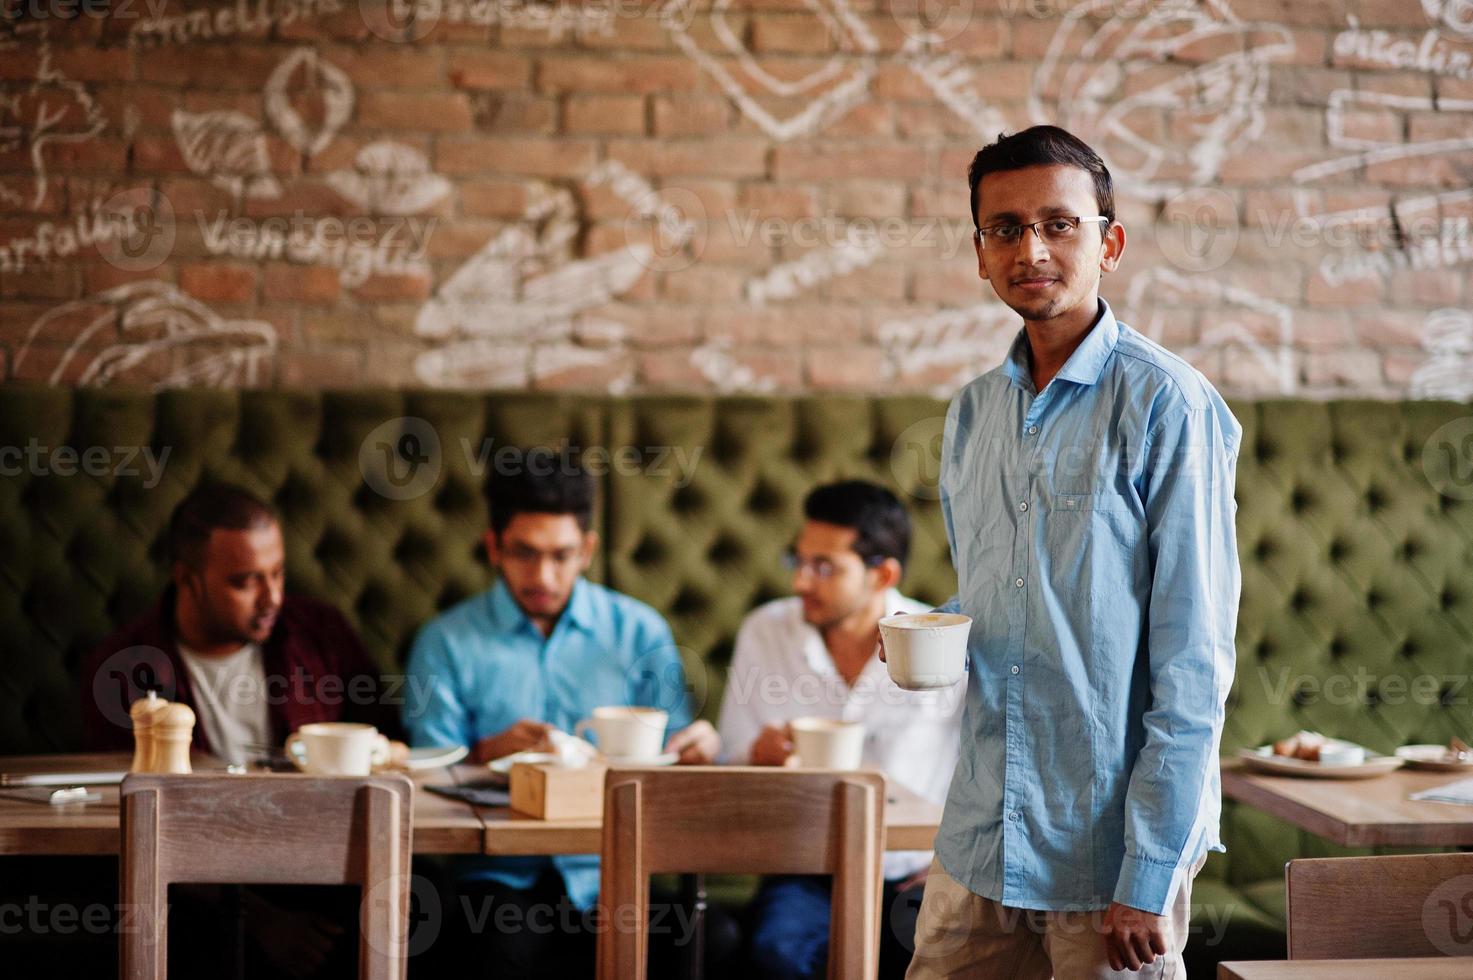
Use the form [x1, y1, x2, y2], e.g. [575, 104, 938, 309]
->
[880, 612, 972, 690]
[574, 706, 668, 760]
[789, 717, 865, 770]
[286, 722, 390, 776]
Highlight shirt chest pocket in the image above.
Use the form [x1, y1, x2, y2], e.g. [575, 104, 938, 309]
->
[1042, 490, 1147, 580]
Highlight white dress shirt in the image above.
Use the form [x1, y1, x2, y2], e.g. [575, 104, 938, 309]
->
[717, 589, 966, 880]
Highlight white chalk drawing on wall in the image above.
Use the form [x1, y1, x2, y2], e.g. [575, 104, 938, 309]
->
[12, 281, 276, 388]
[659, 0, 880, 141]
[1030, 0, 1293, 199]
[1124, 267, 1296, 395]
[1423, 0, 1473, 41]
[265, 47, 354, 157]
[413, 181, 651, 387]
[899, 32, 1009, 138]
[876, 303, 1018, 394]
[689, 338, 782, 393]
[1409, 308, 1473, 400]
[172, 48, 356, 199]
[1332, 15, 1473, 79]
[172, 110, 283, 199]
[327, 142, 451, 215]
[129, 0, 346, 48]
[744, 227, 885, 306]
[0, 23, 106, 209]
[1298, 187, 1473, 286]
[1293, 91, 1473, 183]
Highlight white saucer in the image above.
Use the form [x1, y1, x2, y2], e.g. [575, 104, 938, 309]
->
[605, 752, 680, 767]
[403, 745, 469, 770]
[1396, 744, 1473, 772]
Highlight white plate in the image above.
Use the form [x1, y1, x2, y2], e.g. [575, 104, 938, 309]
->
[1240, 744, 1403, 779]
[1395, 744, 1473, 772]
[403, 745, 469, 771]
[605, 752, 680, 767]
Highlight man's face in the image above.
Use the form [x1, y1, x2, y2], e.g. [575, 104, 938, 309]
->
[177, 522, 286, 646]
[973, 163, 1124, 326]
[486, 514, 596, 623]
[790, 520, 885, 630]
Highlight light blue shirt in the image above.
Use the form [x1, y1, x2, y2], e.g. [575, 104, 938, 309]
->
[933, 298, 1241, 915]
[404, 578, 694, 909]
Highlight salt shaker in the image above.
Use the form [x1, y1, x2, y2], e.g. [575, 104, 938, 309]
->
[128, 692, 171, 774]
[152, 702, 196, 774]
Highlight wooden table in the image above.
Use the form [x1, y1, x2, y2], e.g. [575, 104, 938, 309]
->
[1221, 758, 1473, 847]
[1218, 958, 1473, 978]
[468, 763, 944, 856]
[0, 753, 485, 855]
[2, 755, 944, 858]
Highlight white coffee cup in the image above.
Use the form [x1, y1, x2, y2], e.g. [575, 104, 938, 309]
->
[789, 717, 865, 770]
[880, 612, 972, 690]
[286, 722, 390, 776]
[574, 706, 668, 761]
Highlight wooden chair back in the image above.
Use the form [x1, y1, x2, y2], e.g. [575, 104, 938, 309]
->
[597, 766, 885, 980]
[1286, 852, 1473, 959]
[120, 772, 414, 980]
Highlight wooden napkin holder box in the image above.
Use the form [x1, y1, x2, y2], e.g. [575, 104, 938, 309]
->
[509, 762, 608, 820]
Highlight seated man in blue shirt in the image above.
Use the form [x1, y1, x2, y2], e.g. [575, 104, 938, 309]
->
[404, 452, 719, 978]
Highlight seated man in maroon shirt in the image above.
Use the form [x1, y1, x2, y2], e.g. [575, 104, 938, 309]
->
[82, 481, 397, 762]
[80, 482, 399, 979]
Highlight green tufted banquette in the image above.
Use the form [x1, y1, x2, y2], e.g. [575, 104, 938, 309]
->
[1, 388, 1471, 969]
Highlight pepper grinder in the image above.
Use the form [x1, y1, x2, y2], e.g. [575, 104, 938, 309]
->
[129, 692, 171, 774]
[152, 702, 196, 774]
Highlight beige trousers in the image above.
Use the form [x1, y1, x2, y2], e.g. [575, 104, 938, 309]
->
[904, 854, 1204, 980]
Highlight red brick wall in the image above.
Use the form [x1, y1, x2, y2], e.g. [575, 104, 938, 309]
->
[1, 0, 1470, 398]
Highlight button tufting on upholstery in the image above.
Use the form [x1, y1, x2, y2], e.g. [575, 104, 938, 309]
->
[1256, 639, 1274, 660]
[706, 535, 745, 565]
[1289, 588, 1310, 613]
[1289, 487, 1312, 513]
[1365, 486, 1386, 512]
[1328, 637, 1346, 659]
[746, 481, 784, 515]
[1366, 590, 1383, 610]
[671, 485, 706, 514]
[631, 536, 665, 566]
[1253, 538, 1274, 561]
[1329, 443, 1345, 464]
[1327, 539, 1347, 562]
[1292, 685, 1314, 707]
[1254, 440, 1274, 463]
[1364, 689, 1381, 707]
[1400, 640, 1418, 658]
[1400, 539, 1420, 561]
[671, 587, 709, 617]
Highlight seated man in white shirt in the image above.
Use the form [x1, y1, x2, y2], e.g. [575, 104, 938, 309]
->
[718, 480, 964, 980]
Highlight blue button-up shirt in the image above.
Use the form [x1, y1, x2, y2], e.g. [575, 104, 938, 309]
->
[933, 298, 1241, 915]
[404, 578, 694, 909]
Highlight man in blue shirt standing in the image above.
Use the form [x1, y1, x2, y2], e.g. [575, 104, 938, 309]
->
[897, 126, 1242, 978]
[405, 452, 720, 977]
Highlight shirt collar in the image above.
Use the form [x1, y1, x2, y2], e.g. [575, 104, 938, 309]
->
[487, 578, 594, 637]
[1001, 298, 1120, 390]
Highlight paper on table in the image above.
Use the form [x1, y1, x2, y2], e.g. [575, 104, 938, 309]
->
[1410, 776, 1473, 805]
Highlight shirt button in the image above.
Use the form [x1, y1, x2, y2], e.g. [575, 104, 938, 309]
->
[1015, 578, 1025, 588]
[1010, 665, 1020, 675]
[1009, 810, 1020, 821]
[1018, 501, 1028, 512]
[1027, 425, 1038, 435]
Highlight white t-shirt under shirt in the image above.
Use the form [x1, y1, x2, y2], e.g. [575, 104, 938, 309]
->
[716, 589, 966, 881]
[177, 642, 272, 765]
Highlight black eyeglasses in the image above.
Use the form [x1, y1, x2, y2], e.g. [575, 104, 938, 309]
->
[974, 215, 1110, 249]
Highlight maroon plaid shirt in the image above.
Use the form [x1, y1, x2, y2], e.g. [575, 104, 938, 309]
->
[81, 588, 400, 754]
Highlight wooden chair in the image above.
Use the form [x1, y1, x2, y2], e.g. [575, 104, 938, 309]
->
[120, 772, 414, 980]
[1286, 852, 1473, 959]
[597, 766, 885, 980]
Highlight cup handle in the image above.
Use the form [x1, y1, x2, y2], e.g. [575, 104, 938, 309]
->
[371, 734, 391, 768]
[573, 720, 592, 741]
[285, 733, 309, 773]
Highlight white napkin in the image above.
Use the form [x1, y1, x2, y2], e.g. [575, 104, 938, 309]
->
[1410, 777, 1473, 805]
[546, 729, 600, 768]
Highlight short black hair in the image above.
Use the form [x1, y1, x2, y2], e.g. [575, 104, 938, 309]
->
[169, 482, 277, 569]
[486, 449, 596, 536]
[803, 480, 911, 568]
[967, 125, 1115, 230]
